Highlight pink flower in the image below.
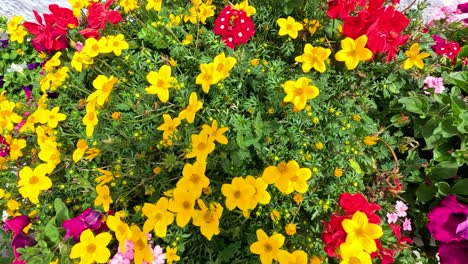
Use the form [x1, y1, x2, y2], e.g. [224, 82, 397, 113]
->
[144, 244, 166, 264]
[424, 76, 445, 94]
[387, 212, 399, 224]
[403, 218, 412, 231]
[62, 208, 104, 241]
[395, 200, 408, 217]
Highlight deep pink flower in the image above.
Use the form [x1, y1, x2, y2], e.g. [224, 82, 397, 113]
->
[427, 195, 468, 243]
[63, 208, 104, 241]
[23, 11, 68, 52]
[213, 5, 255, 49]
[438, 241, 468, 264]
[322, 214, 347, 257]
[4, 215, 36, 264]
[0, 135, 10, 157]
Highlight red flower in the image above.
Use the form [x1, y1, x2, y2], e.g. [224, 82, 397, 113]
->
[0, 135, 10, 157]
[326, 0, 366, 19]
[339, 193, 382, 223]
[389, 223, 413, 245]
[322, 214, 347, 257]
[214, 5, 255, 49]
[86, 0, 122, 30]
[48, 4, 78, 32]
[431, 35, 461, 63]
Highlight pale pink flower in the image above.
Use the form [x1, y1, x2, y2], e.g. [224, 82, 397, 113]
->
[395, 200, 408, 217]
[424, 76, 445, 94]
[387, 212, 399, 224]
[403, 218, 412, 231]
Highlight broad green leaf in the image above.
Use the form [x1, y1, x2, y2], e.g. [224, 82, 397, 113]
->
[398, 97, 427, 116]
[428, 162, 458, 180]
[416, 182, 437, 203]
[54, 198, 70, 224]
[452, 179, 468, 195]
[44, 219, 60, 243]
[437, 182, 451, 195]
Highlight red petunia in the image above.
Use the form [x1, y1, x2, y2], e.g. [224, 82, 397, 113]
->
[86, 0, 122, 30]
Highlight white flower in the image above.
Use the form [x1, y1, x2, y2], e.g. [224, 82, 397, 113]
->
[7, 62, 27, 73]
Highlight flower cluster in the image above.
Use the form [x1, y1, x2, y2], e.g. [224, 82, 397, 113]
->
[213, 2, 255, 48]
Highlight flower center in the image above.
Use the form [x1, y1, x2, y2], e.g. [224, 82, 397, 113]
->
[233, 190, 241, 199]
[190, 173, 200, 184]
[29, 176, 39, 184]
[86, 243, 96, 254]
[263, 243, 273, 252]
[277, 162, 288, 173]
[182, 201, 191, 209]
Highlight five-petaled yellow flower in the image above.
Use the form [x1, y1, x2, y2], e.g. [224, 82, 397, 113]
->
[342, 211, 383, 253]
[94, 184, 113, 212]
[282, 77, 320, 111]
[165, 246, 180, 264]
[277, 249, 308, 264]
[295, 44, 331, 73]
[157, 114, 181, 139]
[221, 177, 256, 211]
[18, 164, 53, 204]
[168, 187, 198, 227]
[178, 92, 203, 123]
[335, 35, 373, 70]
[201, 119, 229, 144]
[403, 43, 430, 69]
[146, 0, 163, 11]
[250, 229, 285, 264]
[177, 161, 210, 198]
[88, 75, 118, 107]
[142, 197, 174, 237]
[277, 16, 303, 39]
[70, 229, 112, 264]
[145, 65, 177, 103]
[186, 131, 216, 161]
[192, 199, 223, 240]
[339, 241, 372, 264]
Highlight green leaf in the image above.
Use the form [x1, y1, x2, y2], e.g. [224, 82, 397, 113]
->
[398, 96, 428, 116]
[44, 218, 60, 243]
[450, 87, 467, 118]
[416, 182, 437, 203]
[54, 198, 70, 224]
[456, 112, 468, 134]
[452, 179, 468, 195]
[449, 72, 468, 94]
[437, 182, 451, 195]
[348, 159, 363, 175]
[433, 117, 459, 138]
[216, 241, 241, 263]
[429, 162, 458, 180]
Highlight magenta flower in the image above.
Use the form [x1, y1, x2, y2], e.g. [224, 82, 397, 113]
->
[0, 135, 10, 157]
[4, 215, 36, 264]
[427, 195, 468, 264]
[62, 208, 104, 241]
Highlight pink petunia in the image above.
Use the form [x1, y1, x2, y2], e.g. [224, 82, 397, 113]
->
[403, 218, 412, 231]
[395, 200, 408, 217]
[424, 76, 445, 94]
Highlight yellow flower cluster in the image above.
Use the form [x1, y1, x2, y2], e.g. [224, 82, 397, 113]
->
[196, 52, 237, 93]
[262, 160, 312, 194]
[7, 16, 27, 44]
[184, 0, 216, 25]
[69, 0, 90, 18]
[40, 52, 70, 93]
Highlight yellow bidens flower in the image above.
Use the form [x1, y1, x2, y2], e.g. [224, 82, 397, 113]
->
[88, 75, 118, 107]
[403, 43, 430, 69]
[339, 241, 372, 264]
[342, 211, 383, 253]
[334, 168, 343, 177]
[182, 34, 193, 45]
[119, 0, 139, 13]
[165, 246, 180, 264]
[277, 16, 303, 39]
[282, 77, 320, 111]
[7, 16, 27, 44]
[178, 92, 203, 123]
[196, 52, 237, 93]
[130, 225, 155, 264]
[73, 139, 88, 163]
[303, 18, 320, 34]
[157, 114, 181, 140]
[192, 199, 223, 240]
[145, 65, 177, 103]
[201, 119, 229, 144]
[221, 177, 256, 211]
[146, 0, 162, 11]
[169, 187, 198, 227]
[143, 197, 174, 238]
[250, 229, 285, 264]
[186, 132, 216, 161]
[69, 0, 89, 18]
[335, 35, 373, 70]
[94, 184, 113, 212]
[295, 44, 331, 73]
[70, 229, 112, 264]
[177, 161, 210, 198]
[363, 136, 379, 146]
[18, 164, 52, 204]
[106, 215, 131, 247]
[277, 250, 308, 264]
[285, 223, 297, 236]
[235, 0, 256, 16]
[106, 34, 129, 56]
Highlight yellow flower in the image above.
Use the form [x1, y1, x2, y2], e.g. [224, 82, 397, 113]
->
[250, 229, 285, 264]
[235, 0, 256, 16]
[250, 58, 260, 66]
[130, 225, 154, 264]
[106, 34, 129, 56]
[8, 137, 26, 161]
[403, 43, 430, 69]
[244, 176, 271, 211]
[119, 0, 139, 13]
[146, 0, 162, 11]
[8, 25, 27, 44]
[178, 92, 203, 123]
[295, 44, 331, 73]
[142, 197, 174, 237]
[84, 147, 100, 160]
[196, 63, 218, 93]
[7, 16, 23, 31]
[315, 141, 324, 150]
[201, 119, 229, 144]
[168, 14, 181, 27]
[157, 114, 181, 139]
[44, 52, 62, 72]
[192, 199, 223, 240]
[37, 106, 67, 128]
[70, 229, 112, 264]
[185, 132, 216, 161]
[290, 168, 312, 194]
[82, 37, 109, 58]
[0, 100, 23, 133]
[106, 215, 131, 249]
[168, 57, 177, 67]
[277, 250, 308, 264]
[334, 168, 343, 177]
[282, 77, 320, 111]
[262, 160, 299, 194]
[339, 241, 372, 264]
[82, 101, 98, 138]
[0, 189, 4, 199]
[165, 246, 180, 264]
[363, 136, 379, 146]
[168, 187, 198, 227]
[69, 0, 89, 18]
[277, 16, 303, 39]
[342, 211, 383, 253]
[335, 35, 373, 70]
[176, 161, 209, 198]
[285, 223, 297, 236]
[212, 52, 237, 82]
[221, 177, 256, 211]
[72, 139, 88, 163]
[303, 18, 320, 34]
[95, 168, 114, 186]
[94, 184, 113, 212]
[270, 209, 280, 222]
[145, 65, 177, 103]
[87, 75, 118, 107]
[182, 34, 193, 45]
[18, 164, 52, 204]
[71, 51, 93, 72]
